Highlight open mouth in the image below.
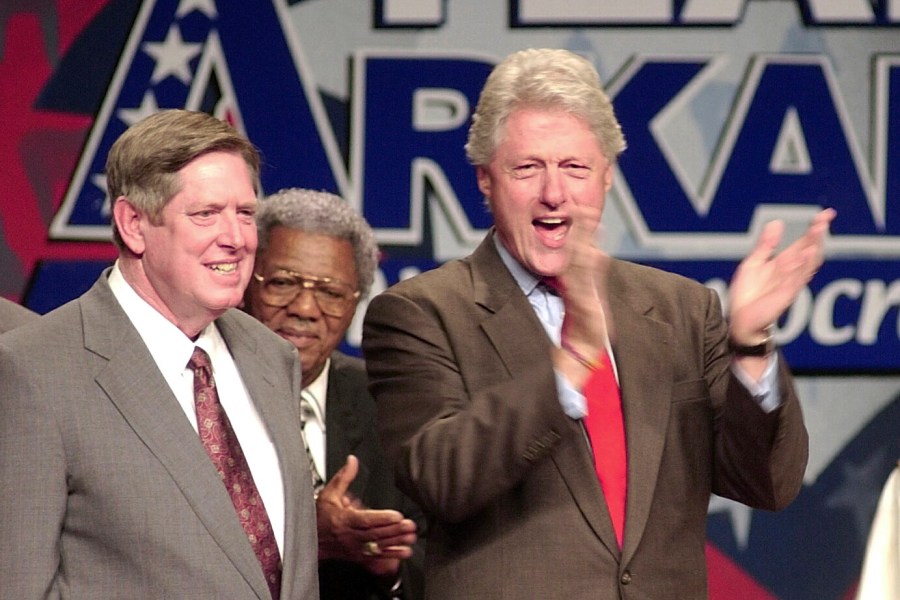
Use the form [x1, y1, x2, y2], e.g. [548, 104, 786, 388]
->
[533, 217, 569, 242]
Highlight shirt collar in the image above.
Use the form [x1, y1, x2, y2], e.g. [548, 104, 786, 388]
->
[107, 261, 224, 375]
[302, 357, 331, 425]
[492, 233, 542, 297]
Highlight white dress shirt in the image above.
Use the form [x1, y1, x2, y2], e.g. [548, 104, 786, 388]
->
[300, 360, 330, 479]
[107, 262, 286, 553]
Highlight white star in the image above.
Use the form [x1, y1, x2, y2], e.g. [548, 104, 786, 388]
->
[142, 25, 202, 85]
[797, 379, 896, 485]
[825, 448, 888, 540]
[117, 93, 161, 127]
[708, 495, 755, 549]
[90, 174, 110, 218]
[176, 0, 217, 19]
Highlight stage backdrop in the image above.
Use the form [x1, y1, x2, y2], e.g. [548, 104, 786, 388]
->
[2, 1, 898, 598]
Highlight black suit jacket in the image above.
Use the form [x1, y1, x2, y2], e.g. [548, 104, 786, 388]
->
[317, 351, 425, 600]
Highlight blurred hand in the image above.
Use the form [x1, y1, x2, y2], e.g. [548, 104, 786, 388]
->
[553, 202, 611, 386]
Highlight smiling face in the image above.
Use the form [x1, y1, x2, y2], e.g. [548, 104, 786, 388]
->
[246, 228, 359, 388]
[477, 107, 614, 277]
[123, 151, 258, 336]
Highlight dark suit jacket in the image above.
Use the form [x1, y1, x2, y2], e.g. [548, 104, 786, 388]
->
[317, 351, 424, 600]
[0, 297, 37, 333]
[0, 272, 319, 599]
[362, 232, 807, 600]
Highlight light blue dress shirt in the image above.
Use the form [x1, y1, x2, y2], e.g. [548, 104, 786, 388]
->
[492, 236, 781, 418]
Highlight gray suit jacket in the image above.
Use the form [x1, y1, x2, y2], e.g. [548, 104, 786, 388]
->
[362, 232, 808, 600]
[0, 272, 318, 599]
[0, 297, 37, 333]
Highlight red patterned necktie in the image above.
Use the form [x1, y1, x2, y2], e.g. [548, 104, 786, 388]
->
[189, 347, 282, 599]
[582, 349, 628, 548]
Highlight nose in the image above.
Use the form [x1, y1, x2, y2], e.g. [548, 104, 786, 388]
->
[541, 168, 565, 208]
[218, 211, 251, 249]
[285, 286, 322, 318]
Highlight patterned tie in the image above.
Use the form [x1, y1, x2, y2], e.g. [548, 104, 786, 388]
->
[582, 349, 628, 548]
[189, 347, 282, 599]
[299, 390, 326, 497]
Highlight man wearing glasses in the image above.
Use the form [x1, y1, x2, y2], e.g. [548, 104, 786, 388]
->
[244, 188, 423, 600]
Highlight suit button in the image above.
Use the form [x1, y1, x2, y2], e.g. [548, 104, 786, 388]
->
[620, 571, 632, 585]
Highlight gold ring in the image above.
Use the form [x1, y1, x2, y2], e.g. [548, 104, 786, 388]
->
[362, 541, 381, 556]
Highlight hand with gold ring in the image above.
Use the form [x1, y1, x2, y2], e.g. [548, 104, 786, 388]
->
[315, 455, 418, 578]
[362, 540, 382, 557]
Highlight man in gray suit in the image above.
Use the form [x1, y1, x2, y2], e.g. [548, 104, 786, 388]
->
[363, 49, 835, 598]
[0, 110, 318, 599]
[0, 297, 36, 332]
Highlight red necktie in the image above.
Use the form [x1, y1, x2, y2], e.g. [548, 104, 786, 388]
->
[190, 347, 282, 599]
[583, 350, 627, 548]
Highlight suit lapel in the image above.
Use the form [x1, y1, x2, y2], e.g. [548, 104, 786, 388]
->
[324, 356, 372, 495]
[469, 235, 620, 554]
[218, 313, 310, 600]
[606, 263, 673, 563]
[471, 234, 550, 380]
[552, 421, 621, 554]
[84, 278, 272, 600]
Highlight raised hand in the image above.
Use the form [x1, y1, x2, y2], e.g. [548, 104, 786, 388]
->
[557, 201, 606, 308]
[554, 202, 611, 386]
[728, 208, 835, 347]
[315, 455, 417, 577]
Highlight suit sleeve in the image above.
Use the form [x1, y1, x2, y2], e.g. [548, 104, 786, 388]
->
[363, 288, 572, 524]
[0, 344, 67, 598]
[704, 287, 809, 510]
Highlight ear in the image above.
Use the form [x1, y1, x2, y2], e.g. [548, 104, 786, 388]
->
[476, 165, 492, 200]
[112, 197, 147, 255]
[602, 162, 614, 193]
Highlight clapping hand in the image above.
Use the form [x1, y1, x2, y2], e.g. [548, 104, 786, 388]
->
[315, 455, 417, 577]
[728, 208, 836, 375]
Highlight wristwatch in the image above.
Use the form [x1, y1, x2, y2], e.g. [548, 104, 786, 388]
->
[729, 328, 775, 357]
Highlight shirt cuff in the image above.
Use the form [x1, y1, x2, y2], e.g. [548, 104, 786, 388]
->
[731, 353, 782, 413]
[555, 370, 588, 419]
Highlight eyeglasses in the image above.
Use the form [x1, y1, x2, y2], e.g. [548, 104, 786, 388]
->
[252, 270, 360, 317]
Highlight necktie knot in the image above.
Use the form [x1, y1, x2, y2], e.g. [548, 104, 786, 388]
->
[189, 347, 213, 378]
[540, 276, 564, 296]
[299, 390, 324, 431]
